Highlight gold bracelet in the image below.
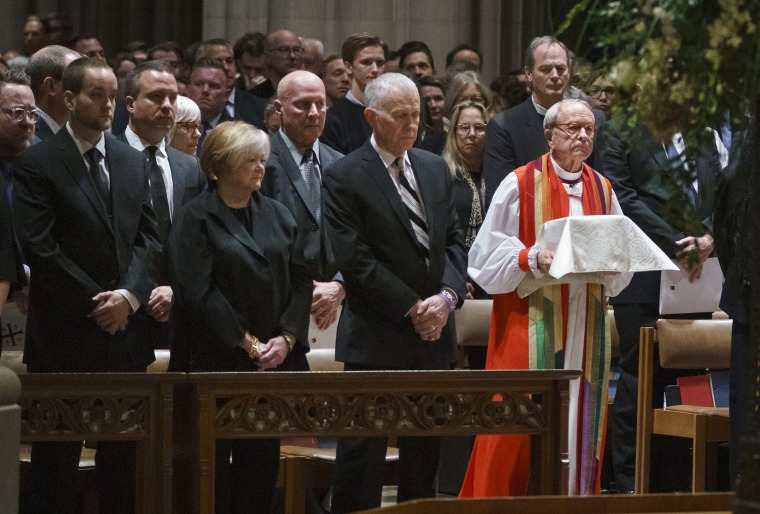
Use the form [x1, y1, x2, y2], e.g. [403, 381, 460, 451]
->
[281, 333, 294, 353]
[246, 333, 261, 359]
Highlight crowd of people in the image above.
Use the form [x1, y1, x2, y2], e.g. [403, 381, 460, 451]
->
[0, 11, 738, 514]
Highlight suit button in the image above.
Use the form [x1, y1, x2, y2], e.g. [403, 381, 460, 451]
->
[311, 224, 318, 232]
[110, 279, 117, 287]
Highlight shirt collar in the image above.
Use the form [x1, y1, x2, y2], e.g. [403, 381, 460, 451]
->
[279, 129, 321, 166]
[550, 155, 583, 178]
[370, 134, 408, 170]
[345, 90, 364, 106]
[124, 125, 166, 156]
[531, 95, 548, 117]
[66, 123, 106, 158]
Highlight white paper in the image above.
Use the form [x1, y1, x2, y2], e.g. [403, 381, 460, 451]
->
[659, 257, 724, 315]
[517, 215, 678, 298]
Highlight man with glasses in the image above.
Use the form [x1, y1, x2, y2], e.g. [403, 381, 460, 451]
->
[462, 99, 630, 497]
[250, 29, 303, 100]
[0, 69, 36, 352]
[26, 44, 81, 140]
[119, 60, 206, 348]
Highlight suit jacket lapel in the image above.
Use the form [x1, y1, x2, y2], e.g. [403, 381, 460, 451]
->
[57, 130, 112, 229]
[206, 189, 265, 260]
[166, 149, 185, 209]
[360, 143, 418, 245]
[273, 133, 319, 221]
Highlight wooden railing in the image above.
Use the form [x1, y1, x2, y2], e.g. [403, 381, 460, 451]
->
[11, 369, 578, 514]
[175, 369, 577, 514]
[17, 373, 181, 514]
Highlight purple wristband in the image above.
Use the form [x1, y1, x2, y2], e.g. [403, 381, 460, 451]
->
[438, 292, 455, 313]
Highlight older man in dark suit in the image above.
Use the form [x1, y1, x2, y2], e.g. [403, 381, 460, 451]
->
[261, 70, 344, 342]
[482, 36, 570, 208]
[14, 57, 161, 514]
[323, 72, 467, 513]
[26, 45, 81, 140]
[120, 60, 207, 347]
[598, 117, 724, 493]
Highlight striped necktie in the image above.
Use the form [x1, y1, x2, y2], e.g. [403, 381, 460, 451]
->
[301, 148, 321, 221]
[393, 157, 429, 263]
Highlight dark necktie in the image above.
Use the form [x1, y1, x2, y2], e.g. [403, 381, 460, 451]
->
[393, 158, 429, 264]
[146, 146, 172, 241]
[85, 147, 110, 211]
[196, 121, 211, 157]
[301, 148, 321, 221]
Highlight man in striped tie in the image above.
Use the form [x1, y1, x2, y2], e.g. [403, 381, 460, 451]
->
[323, 72, 467, 513]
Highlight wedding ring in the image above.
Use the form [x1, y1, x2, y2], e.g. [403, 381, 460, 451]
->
[431, 325, 436, 331]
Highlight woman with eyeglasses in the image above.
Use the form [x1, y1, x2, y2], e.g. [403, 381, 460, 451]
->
[168, 95, 202, 155]
[586, 72, 616, 120]
[442, 99, 490, 356]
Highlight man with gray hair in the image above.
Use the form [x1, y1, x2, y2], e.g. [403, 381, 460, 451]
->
[26, 44, 81, 139]
[323, 72, 467, 512]
[462, 99, 630, 497]
[300, 37, 325, 77]
[482, 35, 571, 208]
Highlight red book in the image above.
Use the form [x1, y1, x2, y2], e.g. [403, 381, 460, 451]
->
[677, 375, 714, 407]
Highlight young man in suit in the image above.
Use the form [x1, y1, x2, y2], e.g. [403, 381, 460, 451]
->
[120, 60, 207, 347]
[320, 33, 386, 155]
[482, 36, 570, 207]
[323, 72, 467, 513]
[597, 115, 725, 493]
[14, 56, 161, 514]
[260, 70, 344, 343]
[26, 45, 81, 140]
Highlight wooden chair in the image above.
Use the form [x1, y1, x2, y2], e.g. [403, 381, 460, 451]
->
[634, 319, 732, 493]
[277, 316, 398, 514]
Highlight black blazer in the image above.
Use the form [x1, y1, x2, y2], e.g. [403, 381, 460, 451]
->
[221, 86, 266, 130]
[323, 142, 467, 369]
[34, 117, 56, 141]
[714, 129, 750, 322]
[482, 98, 548, 208]
[320, 98, 372, 155]
[598, 119, 722, 304]
[168, 189, 311, 372]
[261, 132, 343, 281]
[13, 129, 161, 371]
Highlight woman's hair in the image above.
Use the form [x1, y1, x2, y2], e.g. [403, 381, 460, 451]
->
[200, 121, 270, 182]
[442, 100, 488, 178]
[168, 95, 201, 142]
[444, 70, 492, 118]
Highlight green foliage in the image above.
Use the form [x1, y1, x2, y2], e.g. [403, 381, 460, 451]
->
[563, 0, 760, 235]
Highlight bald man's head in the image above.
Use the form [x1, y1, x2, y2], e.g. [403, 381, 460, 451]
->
[275, 70, 326, 147]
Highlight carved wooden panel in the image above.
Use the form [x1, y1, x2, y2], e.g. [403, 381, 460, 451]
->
[214, 389, 547, 437]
